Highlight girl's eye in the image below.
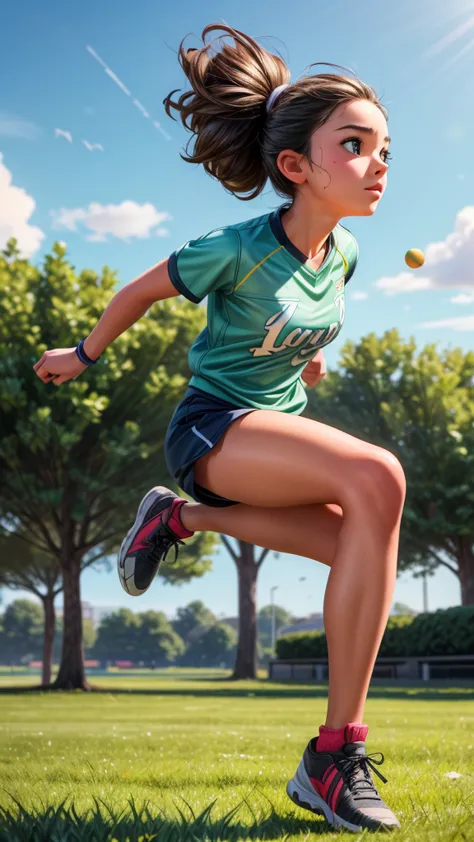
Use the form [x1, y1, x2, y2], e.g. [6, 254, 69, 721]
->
[342, 138, 361, 155]
[342, 137, 392, 165]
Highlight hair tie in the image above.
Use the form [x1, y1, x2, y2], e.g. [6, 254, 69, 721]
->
[266, 83, 289, 112]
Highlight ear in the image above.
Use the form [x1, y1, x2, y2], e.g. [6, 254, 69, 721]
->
[276, 149, 307, 185]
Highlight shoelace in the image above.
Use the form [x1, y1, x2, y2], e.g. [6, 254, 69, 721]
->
[338, 752, 388, 798]
[147, 522, 185, 566]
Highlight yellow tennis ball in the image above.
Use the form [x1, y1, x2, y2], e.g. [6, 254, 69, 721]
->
[405, 248, 425, 269]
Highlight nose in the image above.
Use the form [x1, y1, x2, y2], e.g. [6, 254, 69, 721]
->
[374, 154, 389, 174]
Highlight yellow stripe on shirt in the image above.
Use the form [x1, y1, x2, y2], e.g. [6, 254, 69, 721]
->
[334, 245, 348, 276]
[235, 241, 349, 290]
[234, 246, 284, 292]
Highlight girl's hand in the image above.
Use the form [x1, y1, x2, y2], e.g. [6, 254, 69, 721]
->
[301, 349, 327, 387]
[33, 348, 88, 386]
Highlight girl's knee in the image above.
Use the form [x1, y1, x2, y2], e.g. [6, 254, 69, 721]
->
[348, 450, 406, 522]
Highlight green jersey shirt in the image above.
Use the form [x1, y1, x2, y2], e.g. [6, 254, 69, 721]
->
[168, 204, 359, 414]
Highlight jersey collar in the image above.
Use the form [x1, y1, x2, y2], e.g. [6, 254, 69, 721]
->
[269, 204, 336, 270]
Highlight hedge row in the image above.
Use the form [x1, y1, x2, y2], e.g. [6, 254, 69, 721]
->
[275, 605, 474, 660]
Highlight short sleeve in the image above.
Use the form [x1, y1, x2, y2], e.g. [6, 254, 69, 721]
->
[344, 237, 359, 284]
[167, 227, 240, 303]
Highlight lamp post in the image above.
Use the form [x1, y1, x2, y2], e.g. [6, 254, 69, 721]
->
[422, 571, 429, 612]
[270, 585, 279, 654]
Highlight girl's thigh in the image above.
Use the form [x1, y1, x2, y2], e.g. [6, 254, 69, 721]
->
[193, 409, 405, 510]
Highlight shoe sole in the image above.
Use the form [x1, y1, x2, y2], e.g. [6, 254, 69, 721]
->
[286, 769, 400, 833]
[286, 779, 360, 832]
[117, 486, 174, 595]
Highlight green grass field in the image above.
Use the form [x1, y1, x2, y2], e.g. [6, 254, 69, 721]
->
[0, 670, 472, 841]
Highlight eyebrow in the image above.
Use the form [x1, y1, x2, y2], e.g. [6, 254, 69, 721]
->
[335, 124, 391, 143]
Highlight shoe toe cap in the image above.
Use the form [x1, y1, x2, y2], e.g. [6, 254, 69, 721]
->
[361, 807, 401, 828]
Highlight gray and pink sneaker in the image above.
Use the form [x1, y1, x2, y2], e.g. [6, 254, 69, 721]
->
[117, 486, 194, 596]
[287, 734, 400, 832]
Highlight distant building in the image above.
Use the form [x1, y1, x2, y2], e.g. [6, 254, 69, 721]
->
[221, 616, 239, 632]
[81, 602, 95, 622]
[56, 602, 118, 629]
[277, 604, 419, 639]
[277, 613, 325, 637]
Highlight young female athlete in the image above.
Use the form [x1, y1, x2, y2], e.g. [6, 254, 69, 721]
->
[34, 24, 404, 833]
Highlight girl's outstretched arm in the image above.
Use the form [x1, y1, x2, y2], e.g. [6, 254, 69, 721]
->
[83, 258, 179, 360]
[33, 258, 180, 386]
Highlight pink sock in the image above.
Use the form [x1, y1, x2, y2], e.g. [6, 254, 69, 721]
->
[316, 722, 369, 752]
[167, 499, 194, 538]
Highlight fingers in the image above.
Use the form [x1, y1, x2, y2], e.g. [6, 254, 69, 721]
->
[34, 362, 56, 384]
[33, 360, 72, 385]
[33, 355, 45, 372]
[33, 348, 85, 387]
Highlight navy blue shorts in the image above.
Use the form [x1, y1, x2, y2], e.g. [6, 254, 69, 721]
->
[164, 385, 257, 507]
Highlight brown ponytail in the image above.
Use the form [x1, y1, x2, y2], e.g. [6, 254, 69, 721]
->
[164, 24, 388, 201]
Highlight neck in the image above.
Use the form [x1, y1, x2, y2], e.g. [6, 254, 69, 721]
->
[281, 194, 341, 260]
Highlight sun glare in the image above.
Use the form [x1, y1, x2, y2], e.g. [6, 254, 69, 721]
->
[422, 5, 474, 75]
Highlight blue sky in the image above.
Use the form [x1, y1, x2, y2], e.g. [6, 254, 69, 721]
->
[1, 0, 472, 618]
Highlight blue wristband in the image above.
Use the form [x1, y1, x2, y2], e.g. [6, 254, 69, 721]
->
[75, 339, 100, 366]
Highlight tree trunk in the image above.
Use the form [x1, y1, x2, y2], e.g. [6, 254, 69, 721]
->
[232, 542, 258, 680]
[457, 535, 474, 606]
[52, 556, 90, 690]
[41, 591, 56, 687]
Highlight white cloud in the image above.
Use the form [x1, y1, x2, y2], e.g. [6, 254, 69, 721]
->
[418, 315, 474, 332]
[50, 200, 171, 242]
[374, 205, 474, 295]
[0, 112, 40, 140]
[82, 140, 104, 152]
[55, 128, 72, 143]
[0, 154, 45, 257]
[451, 292, 474, 304]
[349, 290, 368, 301]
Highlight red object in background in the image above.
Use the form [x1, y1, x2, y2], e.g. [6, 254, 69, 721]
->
[29, 659, 101, 668]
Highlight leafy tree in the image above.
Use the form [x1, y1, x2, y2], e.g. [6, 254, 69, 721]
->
[306, 330, 474, 604]
[80, 617, 96, 654]
[258, 604, 293, 649]
[53, 614, 96, 661]
[171, 600, 216, 644]
[0, 599, 43, 663]
[0, 597, 96, 675]
[91, 608, 140, 664]
[0, 528, 104, 685]
[182, 622, 237, 667]
[0, 238, 218, 690]
[91, 608, 184, 665]
[134, 610, 185, 665]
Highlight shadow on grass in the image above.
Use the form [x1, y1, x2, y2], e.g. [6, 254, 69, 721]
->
[0, 676, 472, 701]
[0, 789, 345, 841]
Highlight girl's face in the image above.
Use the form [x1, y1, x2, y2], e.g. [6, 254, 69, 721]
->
[307, 98, 391, 216]
[280, 98, 391, 218]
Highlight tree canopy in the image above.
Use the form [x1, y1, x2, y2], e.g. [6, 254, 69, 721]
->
[0, 238, 219, 687]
